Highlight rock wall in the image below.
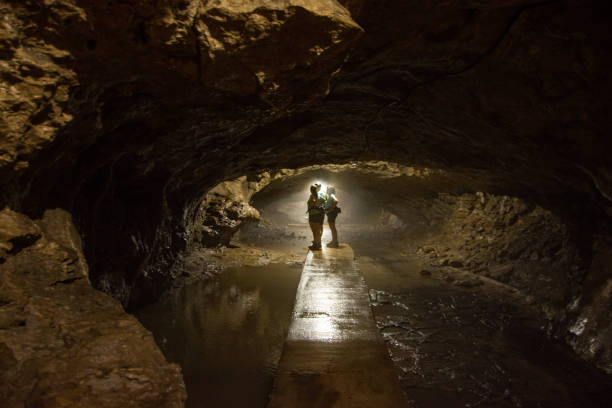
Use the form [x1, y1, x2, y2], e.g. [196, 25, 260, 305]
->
[416, 194, 583, 305]
[1, 0, 363, 309]
[0, 0, 362, 174]
[404, 192, 611, 374]
[2, 1, 611, 308]
[1, 0, 611, 372]
[0, 208, 186, 407]
[189, 174, 267, 248]
[565, 236, 612, 374]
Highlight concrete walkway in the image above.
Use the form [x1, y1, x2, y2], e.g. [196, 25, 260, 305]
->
[268, 244, 410, 408]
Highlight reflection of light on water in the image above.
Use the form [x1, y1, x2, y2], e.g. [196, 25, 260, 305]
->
[288, 251, 346, 342]
[135, 264, 302, 408]
[301, 315, 339, 341]
[224, 286, 261, 331]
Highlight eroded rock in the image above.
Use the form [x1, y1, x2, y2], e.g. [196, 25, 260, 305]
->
[0, 208, 186, 407]
[563, 236, 612, 374]
[1, 0, 611, 387]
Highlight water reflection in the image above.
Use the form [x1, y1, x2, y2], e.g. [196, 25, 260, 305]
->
[135, 264, 301, 408]
[287, 246, 377, 343]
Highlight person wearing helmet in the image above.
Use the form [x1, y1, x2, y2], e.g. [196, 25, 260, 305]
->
[307, 184, 325, 250]
[324, 185, 340, 248]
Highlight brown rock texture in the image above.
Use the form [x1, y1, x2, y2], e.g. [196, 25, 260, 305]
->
[0, 0, 611, 389]
[568, 236, 612, 373]
[0, 1, 77, 171]
[190, 175, 266, 247]
[410, 193, 611, 375]
[0, 208, 186, 408]
[0, 0, 362, 175]
[417, 194, 582, 304]
[0, 0, 364, 308]
[1, 0, 610, 310]
[246, 167, 611, 373]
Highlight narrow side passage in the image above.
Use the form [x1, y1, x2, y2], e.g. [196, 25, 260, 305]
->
[268, 245, 409, 408]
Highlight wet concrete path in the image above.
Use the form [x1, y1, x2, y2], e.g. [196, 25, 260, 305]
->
[268, 244, 409, 408]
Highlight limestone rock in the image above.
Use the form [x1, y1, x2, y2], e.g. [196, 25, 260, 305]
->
[486, 264, 514, 282]
[191, 175, 264, 247]
[0, 0, 611, 385]
[455, 277, 484, 288]
[194, 0, 363, 104]
[0, 208, 186, 408]
[0, 0, 362, 176]
[563, 237, 612, 374]
[0, 1, 78, 171]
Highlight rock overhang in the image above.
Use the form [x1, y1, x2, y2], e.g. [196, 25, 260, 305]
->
[0, 0, 610, 325]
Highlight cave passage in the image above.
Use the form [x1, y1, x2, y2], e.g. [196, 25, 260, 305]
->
[135, 229, 612, 408]
[135, 168, 612, 408]
[3, 2, 612, 406]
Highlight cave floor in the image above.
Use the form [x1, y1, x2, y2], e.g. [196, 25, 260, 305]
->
[354, 244, 612, 408]
[268, 244, 409, 408]
[136, 227, 612, 408]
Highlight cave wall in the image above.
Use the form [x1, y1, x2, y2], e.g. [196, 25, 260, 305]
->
[411, 192, 612, 374]
[2, 1, 612, 404]
[577, 237, 612, 372]
[1, 0, 364, 308]
[2, 1, 611, 309]
[417, 193, 583, 304]
[0, 208, 185, 407]
[189, 174, 268, 248]
[0, 0, 611, 355]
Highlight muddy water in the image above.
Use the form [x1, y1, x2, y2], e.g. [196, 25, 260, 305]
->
[135, 234, 612, 408]
[355, 246, 612, 408]
[135, 264, 301, 408]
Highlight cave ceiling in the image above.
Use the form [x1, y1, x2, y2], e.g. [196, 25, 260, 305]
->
[1, 0, 611, 214]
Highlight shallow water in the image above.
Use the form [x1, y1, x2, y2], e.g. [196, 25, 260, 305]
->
[135, 263, 301, 408]
[135, 239, 612, 408]
[355, 246, 612, 408]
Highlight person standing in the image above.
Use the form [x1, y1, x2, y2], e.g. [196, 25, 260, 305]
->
[307, 185, 325, 250]
[324, 185, 340, 248]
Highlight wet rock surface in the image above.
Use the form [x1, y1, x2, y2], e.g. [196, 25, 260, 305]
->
[398, 192, 612, 374]
[358, 248, 612, 408]
[135, 221, 612, 407]
[171, 241, 306, 288]
[268, 245, 410, 408]
[0, 208, 185, 408]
